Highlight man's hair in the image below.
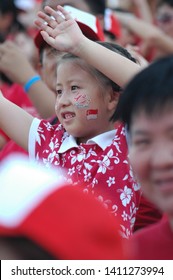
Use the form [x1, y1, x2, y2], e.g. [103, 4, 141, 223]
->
[112, 55, 173, 130]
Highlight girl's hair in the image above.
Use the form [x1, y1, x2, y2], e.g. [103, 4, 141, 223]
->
[57, 41, 137, 94]
[112, 55, 173, 131]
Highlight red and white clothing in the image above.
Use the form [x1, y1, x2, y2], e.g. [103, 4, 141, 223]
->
[29, 118, 141, 238]
[131, 215, 173, 259]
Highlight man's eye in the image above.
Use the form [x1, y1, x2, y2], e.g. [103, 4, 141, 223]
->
[133, 139, 150, 146]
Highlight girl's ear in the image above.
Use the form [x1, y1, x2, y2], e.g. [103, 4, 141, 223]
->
[107, 88, 120, 112]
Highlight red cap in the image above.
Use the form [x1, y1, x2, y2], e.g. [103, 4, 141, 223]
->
[104, 8, 121, 39]
[0, 155, 128, 260]
[34, 5, 104, 51]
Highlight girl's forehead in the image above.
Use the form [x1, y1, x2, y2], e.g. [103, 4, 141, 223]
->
[57, 59, 92, 76]
[56, 60, 97, 85]
[57, 57, 87, 68]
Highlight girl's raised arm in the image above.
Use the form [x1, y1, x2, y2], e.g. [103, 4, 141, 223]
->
[35, 5, 141, 88]
[0, 91, 34, 151]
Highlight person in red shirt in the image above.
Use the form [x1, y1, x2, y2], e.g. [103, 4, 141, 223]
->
[114, 54, 173, 259]
[0, 6, 141, 238]
[0, 5, 105, 159]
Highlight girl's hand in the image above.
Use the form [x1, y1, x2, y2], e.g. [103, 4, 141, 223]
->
[34, 5, 85, 55]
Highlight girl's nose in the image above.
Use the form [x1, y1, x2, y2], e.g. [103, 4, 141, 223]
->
[56, 91, 71, 106]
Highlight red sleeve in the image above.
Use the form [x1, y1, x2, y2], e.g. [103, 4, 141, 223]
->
[134, 194, 163, 232]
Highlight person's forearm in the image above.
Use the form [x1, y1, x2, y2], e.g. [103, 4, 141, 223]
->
[133, 0, 153, 23]
[115, 12, 173, 54]
[0, 93, 33, 151]
[6, 65, 56, 119]
[150, 32, 173, 54]
[115, 12, 156, 40]
[75, 37, 141, 88]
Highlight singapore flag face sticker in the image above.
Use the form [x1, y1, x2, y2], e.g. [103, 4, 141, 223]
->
[86, 109, 98, 120]
[74, 94, 91, 108]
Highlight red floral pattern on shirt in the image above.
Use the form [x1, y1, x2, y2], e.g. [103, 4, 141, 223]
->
[30, 120, 141, 238]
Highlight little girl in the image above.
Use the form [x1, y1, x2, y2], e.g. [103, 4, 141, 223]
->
[0, 6, 141, 238]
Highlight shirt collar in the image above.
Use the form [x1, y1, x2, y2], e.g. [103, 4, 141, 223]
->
[58, 129, 117, 153]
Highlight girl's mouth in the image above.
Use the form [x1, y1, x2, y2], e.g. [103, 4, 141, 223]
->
[62, 112, 75, 119]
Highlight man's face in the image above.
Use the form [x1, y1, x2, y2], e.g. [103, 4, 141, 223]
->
[43, 0, 91, 14]
[129, 108, 173, 217]
[156, 4, 173, 38]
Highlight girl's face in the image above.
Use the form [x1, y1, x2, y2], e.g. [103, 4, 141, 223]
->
[55, 60, 118, 143]
[129, 109, 173, 217]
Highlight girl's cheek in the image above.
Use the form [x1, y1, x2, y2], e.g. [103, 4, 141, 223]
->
[73, 93, 99, 120]
[73, 93, 91, 109]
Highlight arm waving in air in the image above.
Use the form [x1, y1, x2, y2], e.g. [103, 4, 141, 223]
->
[35, 5, 141, 88]
[0, 5, 141, 154]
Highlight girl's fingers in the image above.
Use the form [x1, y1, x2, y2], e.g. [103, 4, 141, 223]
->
[57, 5, 73, 21]
[44, 6, 65, 24]
[36, 11, 58, 29]
[44, 5, 73, 23]
[40, 30, 54, 45]
[35, 5, 74, 31]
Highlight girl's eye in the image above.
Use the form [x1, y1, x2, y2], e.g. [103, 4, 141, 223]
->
[56, 89, 62, 95]
[71, 86, 78, 91]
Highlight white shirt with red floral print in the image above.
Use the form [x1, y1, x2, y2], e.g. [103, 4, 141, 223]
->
[29, 118, 141, 238]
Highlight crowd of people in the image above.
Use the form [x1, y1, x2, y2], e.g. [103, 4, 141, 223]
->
[0, 0, 173, 260]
